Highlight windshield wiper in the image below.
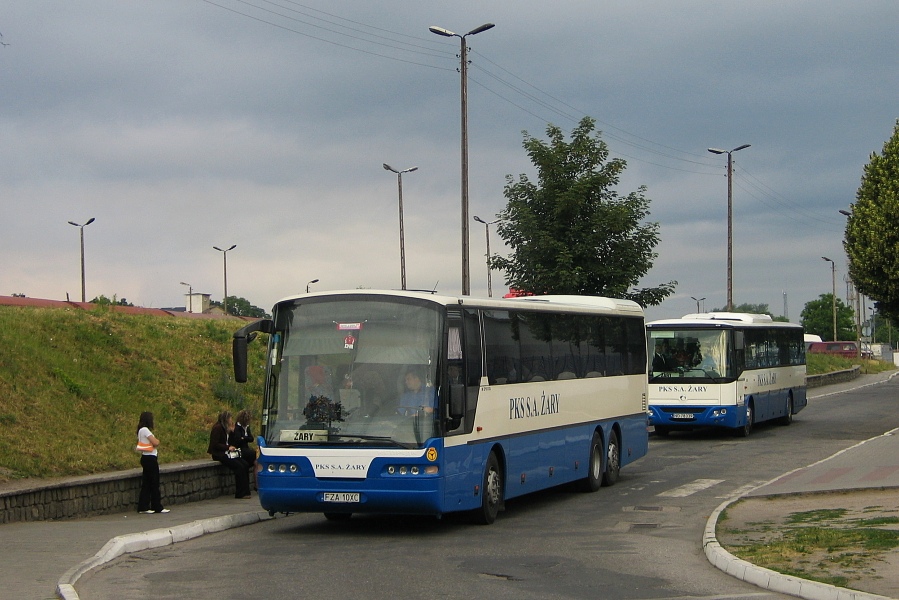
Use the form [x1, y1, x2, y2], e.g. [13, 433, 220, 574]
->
[331, 434, 413, 448]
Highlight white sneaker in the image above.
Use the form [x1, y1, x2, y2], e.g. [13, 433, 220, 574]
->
[157, 508, 170, 513]
[139, 510, 155, 514]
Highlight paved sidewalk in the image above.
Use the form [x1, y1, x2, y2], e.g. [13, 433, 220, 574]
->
[704, 370, 899, 600]
[0, 494, 271, 600]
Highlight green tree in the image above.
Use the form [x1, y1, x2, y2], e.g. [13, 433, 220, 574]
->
[710, 302, 772, 315]
[800, 294, 855, 341]
[90, 295, 133, 306]
[210, 296, 270, 318]
[844, 119, 899, 322]
[489, 117, 676, 306]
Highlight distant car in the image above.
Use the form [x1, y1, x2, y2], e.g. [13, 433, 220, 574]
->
[807, 341, 873, 359]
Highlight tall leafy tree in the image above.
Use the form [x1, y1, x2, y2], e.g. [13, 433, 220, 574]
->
[210, 296, 270, 318]
[490, 117, 675, 306]
[800, 294, 856, 341]
[844, 119, 899, 321]
[710, 302, 771, 315]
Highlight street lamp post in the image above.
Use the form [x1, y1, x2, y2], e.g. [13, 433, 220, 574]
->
[691, 296, 706, 313]
[67, 217, 95, 302]
[708, 144, 750, 311]
[180, 281, 193, 313]
[306, 279, 319, 294]
[383, 164, 418, 290]
[822, 257, 837, 341]
[429, 22, 495, 296]
[473, 215, 499, 297]
[213, 244, 237, 315]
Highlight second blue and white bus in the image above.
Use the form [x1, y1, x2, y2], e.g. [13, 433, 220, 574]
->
[646, 312, 806, 437]
[233, 290, 649, 524]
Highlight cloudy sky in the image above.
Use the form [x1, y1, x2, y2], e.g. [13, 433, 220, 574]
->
[2, 2, 896, 321]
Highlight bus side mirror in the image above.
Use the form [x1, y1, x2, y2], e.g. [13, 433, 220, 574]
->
[233, 319, 273, 383]
[449, 383, 466, 420]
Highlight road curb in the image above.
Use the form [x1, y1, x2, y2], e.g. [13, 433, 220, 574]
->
[56, 510, 272, 600]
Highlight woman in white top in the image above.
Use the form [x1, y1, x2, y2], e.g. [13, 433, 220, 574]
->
[136, 411, 169, 514]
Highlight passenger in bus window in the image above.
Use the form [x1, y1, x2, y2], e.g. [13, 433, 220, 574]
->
[672, 339, 690, 367]
[652, 340, 673, 371]
[399, 368, 436, 415]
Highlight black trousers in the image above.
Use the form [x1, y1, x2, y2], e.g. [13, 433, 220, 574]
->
[217, 456, 251, 497]
[138, 454, 164, 512]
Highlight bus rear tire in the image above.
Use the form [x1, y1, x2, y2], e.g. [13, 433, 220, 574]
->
[601, 430, 620, 487]
[778, 395, 794, 426]
[736, 402, 754, 438]
[474, 452, 503, 525]
[324, 512, 352, 521]
[579, 432, 603, 492]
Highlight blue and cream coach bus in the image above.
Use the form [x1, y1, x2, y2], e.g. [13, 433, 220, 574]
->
[233, 290, 649, 524]
[646, 312, 806, 437]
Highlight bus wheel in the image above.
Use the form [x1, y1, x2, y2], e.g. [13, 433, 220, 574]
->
[475, 452, 503, 525]
[601, 430, 620, 487]
[778, 395, 794, 426]
[324, 512, 352, 521]
[736, 402, 754, 438]
[579, 432, 603, 492]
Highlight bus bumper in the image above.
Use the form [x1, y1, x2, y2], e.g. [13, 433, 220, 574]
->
[648, 405, 745, 429]
[256, 473, 445, 516]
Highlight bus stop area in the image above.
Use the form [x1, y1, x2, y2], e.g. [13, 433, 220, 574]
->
[0, 372, 896, 600]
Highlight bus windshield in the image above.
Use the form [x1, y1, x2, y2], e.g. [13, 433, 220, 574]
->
[264, 298, 442, 448]
[648, 329, 734, 381]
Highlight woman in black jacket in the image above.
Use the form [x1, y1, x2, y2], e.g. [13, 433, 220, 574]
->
[207, 410, 251, 499]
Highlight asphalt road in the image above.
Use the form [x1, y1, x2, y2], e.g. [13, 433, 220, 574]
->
[78, 377, 899, 599]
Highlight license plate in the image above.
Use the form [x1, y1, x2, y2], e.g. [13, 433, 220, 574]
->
[323, 492, 360, 503]
[671, 413, 694, 420]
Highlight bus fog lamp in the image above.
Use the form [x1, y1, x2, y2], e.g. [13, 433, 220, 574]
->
[425, 466, 439, 475]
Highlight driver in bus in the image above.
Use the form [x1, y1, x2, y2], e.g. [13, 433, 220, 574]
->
[399, 368, 436, 416]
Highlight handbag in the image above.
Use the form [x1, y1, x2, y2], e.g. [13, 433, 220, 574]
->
[226, 449, 241, 459]
[136, 442, 154, 453]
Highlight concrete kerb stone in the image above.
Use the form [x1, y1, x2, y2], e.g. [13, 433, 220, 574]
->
[56, 510, 271, 600]
[704, 492, 895, 600]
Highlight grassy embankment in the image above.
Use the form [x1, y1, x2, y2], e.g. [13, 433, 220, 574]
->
[0, 303, 893, 481]
[0, 304, 267, 481]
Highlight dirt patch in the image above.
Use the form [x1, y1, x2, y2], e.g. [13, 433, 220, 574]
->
[717, 489, 899, 598]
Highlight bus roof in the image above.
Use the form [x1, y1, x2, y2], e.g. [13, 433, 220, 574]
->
[647, 312, 801, 329]
[274, 289, 644, 317]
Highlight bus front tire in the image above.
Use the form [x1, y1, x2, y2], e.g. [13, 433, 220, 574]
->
[579, 432, 603, 492]
[601, 430, 620, 487]
[475, 452, 503, 525]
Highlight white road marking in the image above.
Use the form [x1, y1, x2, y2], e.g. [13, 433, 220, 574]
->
[657, 478, 725, 497]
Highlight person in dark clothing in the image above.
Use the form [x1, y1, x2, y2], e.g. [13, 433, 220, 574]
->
[231, 409, 256, 469]
[207, 410, 251, 499]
